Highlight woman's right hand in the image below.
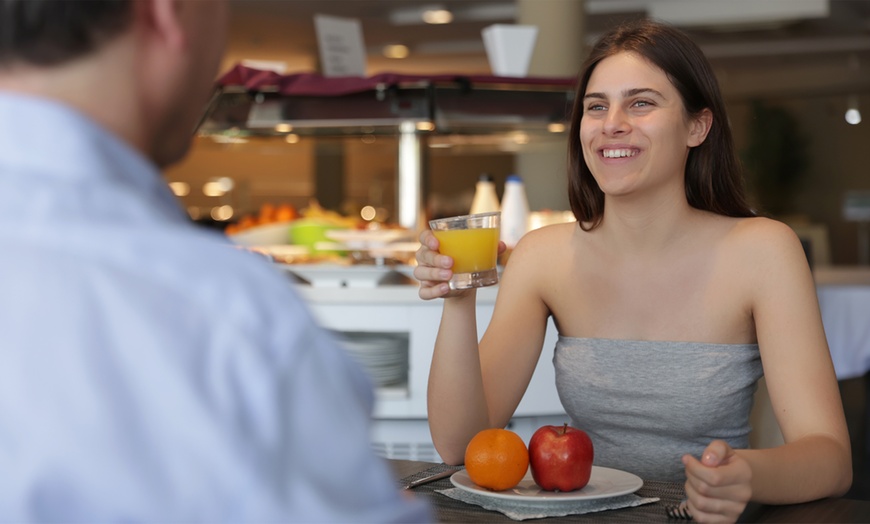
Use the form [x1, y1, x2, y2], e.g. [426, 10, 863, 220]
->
[414, 229, 506, 300]
[413, 229, 457, 300]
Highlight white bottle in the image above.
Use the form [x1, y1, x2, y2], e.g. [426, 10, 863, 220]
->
[500, 174, 530, 249]
[469, 173, 500, 215]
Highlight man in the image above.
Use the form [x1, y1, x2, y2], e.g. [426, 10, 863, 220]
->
[0, 1, 430, 521]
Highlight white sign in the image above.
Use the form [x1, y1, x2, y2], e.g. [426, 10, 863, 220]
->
[314, 14, 367, 77]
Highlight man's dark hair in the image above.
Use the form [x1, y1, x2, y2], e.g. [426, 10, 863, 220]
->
[0, 0, 133, 66]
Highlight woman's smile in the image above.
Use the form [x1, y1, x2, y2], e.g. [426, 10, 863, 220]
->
[600, 146, 640, 159]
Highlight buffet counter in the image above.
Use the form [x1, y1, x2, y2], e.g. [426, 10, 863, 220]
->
[291, 271, 566, 462]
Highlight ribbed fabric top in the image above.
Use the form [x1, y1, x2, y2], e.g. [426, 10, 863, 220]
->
[554, 336, 763, 482]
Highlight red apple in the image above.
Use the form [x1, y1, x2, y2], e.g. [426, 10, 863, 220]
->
[528, 423, 594, 492]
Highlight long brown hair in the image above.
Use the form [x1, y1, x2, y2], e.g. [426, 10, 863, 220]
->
[567, 19, 754, 230]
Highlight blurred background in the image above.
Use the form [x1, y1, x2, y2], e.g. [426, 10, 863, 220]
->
[166, 0, 870, 266]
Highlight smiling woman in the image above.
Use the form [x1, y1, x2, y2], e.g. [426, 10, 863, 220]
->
[415, 18, 852, 524]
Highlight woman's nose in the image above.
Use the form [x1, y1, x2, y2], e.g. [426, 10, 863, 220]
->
[603, 107, 630, 135]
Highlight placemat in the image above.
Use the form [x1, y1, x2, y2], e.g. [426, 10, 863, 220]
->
[400, 463, 687, 523]
[437, 486, 658, 521]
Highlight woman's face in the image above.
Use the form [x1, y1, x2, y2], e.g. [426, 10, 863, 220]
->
[579, 51, 709, 199]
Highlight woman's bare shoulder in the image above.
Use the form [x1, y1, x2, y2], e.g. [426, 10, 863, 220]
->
[726, 216, 802, 250]
[511, 221, 581, 256]
[721, 216, 808, 272]
[504, 221, 580, 271]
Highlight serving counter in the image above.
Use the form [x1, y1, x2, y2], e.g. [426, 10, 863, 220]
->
[291, 274, 566, 463]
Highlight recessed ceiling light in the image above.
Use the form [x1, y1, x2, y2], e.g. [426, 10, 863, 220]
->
[846, 95, 862, 125]
[383, 44, 410, 59]
[422, 9, 453, 24]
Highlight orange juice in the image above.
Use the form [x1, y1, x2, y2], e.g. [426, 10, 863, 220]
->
[433, 227, 499, 274]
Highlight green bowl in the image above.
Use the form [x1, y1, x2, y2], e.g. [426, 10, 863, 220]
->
[289, 220, 347, 254]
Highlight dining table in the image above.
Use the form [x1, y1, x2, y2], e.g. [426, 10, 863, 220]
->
[392, 459, 870, 523]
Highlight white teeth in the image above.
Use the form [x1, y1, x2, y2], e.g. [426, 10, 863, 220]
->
[602, 149, 637, 158]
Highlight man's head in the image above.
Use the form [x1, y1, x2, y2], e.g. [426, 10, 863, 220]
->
[0, 0, 228, 168]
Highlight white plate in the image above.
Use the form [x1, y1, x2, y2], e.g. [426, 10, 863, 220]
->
[450, 466, 642, 504]
[324, 229, 413, 249]
[278, 263, 416, 288]
[366, 241, 421, 258]
[247, 244, 309, 258]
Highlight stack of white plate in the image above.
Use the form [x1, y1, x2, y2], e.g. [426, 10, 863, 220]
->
[331, 332, 408, 387]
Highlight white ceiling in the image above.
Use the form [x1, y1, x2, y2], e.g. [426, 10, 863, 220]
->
[225, 0, 870, 100]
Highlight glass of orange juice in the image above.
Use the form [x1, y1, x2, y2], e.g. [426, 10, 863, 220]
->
[429, 212, 500, 290]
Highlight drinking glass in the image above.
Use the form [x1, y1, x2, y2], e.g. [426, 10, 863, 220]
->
[429, 212, 500, 289]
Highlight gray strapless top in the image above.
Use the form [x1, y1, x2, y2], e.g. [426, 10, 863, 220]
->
[554, 336, 763, 482]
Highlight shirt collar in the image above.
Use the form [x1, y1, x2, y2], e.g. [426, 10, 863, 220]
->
[0, 92, 187, 222]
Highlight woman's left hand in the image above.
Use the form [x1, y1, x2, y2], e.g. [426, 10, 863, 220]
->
[682, 440, 752, 523]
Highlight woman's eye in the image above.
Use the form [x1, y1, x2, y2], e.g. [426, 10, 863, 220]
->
[586, 103, 606, 112]
[632, 100, 653, 108]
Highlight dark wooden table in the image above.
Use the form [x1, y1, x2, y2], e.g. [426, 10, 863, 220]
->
[392, 459, 870, 523]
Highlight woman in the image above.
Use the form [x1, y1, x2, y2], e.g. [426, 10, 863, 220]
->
[415, 19, 851, 522]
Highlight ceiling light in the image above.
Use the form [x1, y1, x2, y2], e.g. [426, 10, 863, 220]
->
[512, 132, 530, 145]
[846, 95, 862, 125]
[646, 0, 828, 28]
[845, 59, 862, 125]
[422, 9, 453, 24]
[202, 182, 225, 197]
[211, 205, 234, 221]
[845, 109, 862, 125]
[202, 177, 234, 197]
[383, 44, 410, 59]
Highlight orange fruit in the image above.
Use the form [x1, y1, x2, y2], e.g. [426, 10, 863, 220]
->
[464, 428, 529, 491]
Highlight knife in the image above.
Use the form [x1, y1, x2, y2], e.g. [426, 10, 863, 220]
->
[402, 469, 459, 490]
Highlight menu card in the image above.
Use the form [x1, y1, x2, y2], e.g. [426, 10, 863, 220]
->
[314, 14, 367, 77]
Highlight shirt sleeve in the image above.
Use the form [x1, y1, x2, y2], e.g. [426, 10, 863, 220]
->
[276, 326, 432, 523]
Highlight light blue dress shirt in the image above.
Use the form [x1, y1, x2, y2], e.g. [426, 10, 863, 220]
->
[0, 93, 431, 523]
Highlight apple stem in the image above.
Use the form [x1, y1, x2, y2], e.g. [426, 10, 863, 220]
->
[561, 423, 567, 435]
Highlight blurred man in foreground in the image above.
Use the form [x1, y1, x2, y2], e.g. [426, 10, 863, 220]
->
[0, 1, 430, 521]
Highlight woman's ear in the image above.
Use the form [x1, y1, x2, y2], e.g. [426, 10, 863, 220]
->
[687, 108, 713, 148]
